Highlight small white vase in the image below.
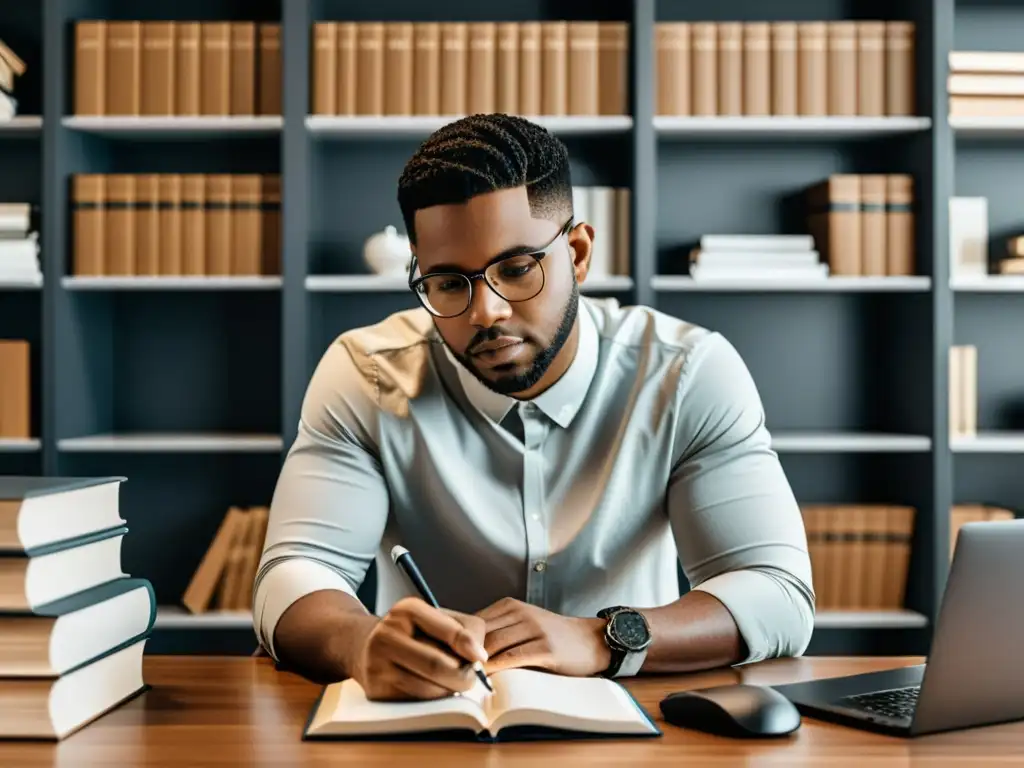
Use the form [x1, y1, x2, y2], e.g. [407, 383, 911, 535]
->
[363, 225, 412, 276]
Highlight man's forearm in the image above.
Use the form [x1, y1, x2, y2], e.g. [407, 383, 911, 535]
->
[637, 590, 747, 674]
[273, 590, 379, 684]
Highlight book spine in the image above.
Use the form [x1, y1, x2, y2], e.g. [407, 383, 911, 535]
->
[886, 175, 914, 276]
[439, 22, 467, 116]
[355, 22, 384, 115]
[541, 22, 568, 116]
[231, 175, 263, 275]
[863, 506, 890, 609]
[598, 22, 628, 116]
[467, 22, 496, 114]
[140, 22, 175, 116]
[181, 174, 206, 275]
[257, 23, 281, 115]
[134, 174, 161, 275]
[175, 22, 201, 116]
[336, 22, 358, 116]
[230, 22, 256, 115]
[157, 174, 182, 275]
[201, 22, 231, 115]
[412, 23, 440, 116]
[261, 174, 282, 275]
[656, 22, 690, 116]
[770, 22, 798, 115]
[495, 23, 519, 114]
[589, 187, 616, 277]
[797, 22, 827, 116]
[105, 175, 136, 275]
[106, 21, 142, 116]
[717, 22, 742, 116]
[856, 22, 885, 116]
[949, 346, 964, 438]
[827, 21, 857, 116]
[743, 22, 770, 116]
[960, 345, 977, 436]
[615, 187, 630, 276]
[72, 174, 106, 275]
[385, 22, 415, 116]
[312, 22, 337, 115]
[691, 23, 717, 115]
[204, 175, 233, 275]
[75, 21, 106, 115]
[518, 22, 542, 116]
[885, 22, 914, 116]
[567, 21, 599, 115]
[0, 341, 29, 438]
[860, 174, 888, 275]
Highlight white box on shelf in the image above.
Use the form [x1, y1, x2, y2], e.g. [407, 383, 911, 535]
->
[949, 197, 988, 278]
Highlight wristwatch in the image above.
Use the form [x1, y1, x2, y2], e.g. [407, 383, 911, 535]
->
[596, 606, 652, 678]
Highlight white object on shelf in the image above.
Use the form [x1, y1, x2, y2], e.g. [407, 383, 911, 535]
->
[363, 225, 412, 276]
[653, 115, 932, 138]
[155, 607, 253, 629]
[951, 432, 1024, 453]
[305, 273, 634, 293]
[0, 272, 42, 288]
[950, 115, 1024, 137]
[57, 433, 283, 453]
[814, 610, 928, 629]
[952, 275, 1024, 292]
[306, 115, 633, 137]
[61, 116, 283, 136]
[0, 115, 42, 132]
[652, 275, 931, 292]
[949, 197, 988, 279]
[0, 437, 41, 452]
[61, 275, 282, 290]
[770, 432, 932, 452]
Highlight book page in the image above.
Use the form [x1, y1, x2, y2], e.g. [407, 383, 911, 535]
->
[486, 669, 656, 735]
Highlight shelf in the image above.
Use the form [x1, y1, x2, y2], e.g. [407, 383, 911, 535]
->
[155, 607, 254, 630]
[0, 116, 43, 136]
[653, 276, 931, 292]
[0, 438, 41, 452]
[0, 273, 43, 289]
[813, 609, 928, 629]
[306, 115, 633, 139]
[61, 275, 282, 291]
[61, 115, 283, 138]
[951, 432, 1024, 453]
[950, 115, 1024, 138]
[770, 432, 932, 453]
[951, 275, 1024, 293]
[57, 433, 284, 453]
[654, 115, 932, 140]
[306, 273, 634, 293]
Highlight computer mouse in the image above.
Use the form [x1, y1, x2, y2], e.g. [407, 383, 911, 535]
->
[659, 683, 802, 738]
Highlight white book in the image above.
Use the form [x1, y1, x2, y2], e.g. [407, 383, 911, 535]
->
[303, 667, 660, 742]
[699, 234, 815, 253]
[691, 263, 829, 281]
[949, 197, 988, 277]
[693, 250, 821, 268]
[588, 187, 617, 278]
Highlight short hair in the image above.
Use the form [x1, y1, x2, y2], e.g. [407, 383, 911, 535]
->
[397, 113, 573, 245]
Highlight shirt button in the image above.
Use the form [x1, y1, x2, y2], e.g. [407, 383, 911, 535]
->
[533, 561, 547, 573]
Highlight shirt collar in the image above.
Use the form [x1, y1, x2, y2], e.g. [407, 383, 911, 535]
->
[441, 298, 600, 429]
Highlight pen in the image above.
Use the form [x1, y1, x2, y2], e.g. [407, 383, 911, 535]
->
[390, 545, 493, 693]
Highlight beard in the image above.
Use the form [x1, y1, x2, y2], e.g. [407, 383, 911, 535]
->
[450, 279, 580, 396]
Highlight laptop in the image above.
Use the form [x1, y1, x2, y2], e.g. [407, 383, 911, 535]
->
[772, 518, 1024, 737]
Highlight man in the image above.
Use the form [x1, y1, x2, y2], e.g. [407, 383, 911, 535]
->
[253, 113, 814, 701]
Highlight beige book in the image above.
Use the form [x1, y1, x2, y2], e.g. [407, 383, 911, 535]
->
[856, 22, 885, 116]
[134, 174, 160, 275]
[949, 51, 1024, 73]
[801, 507, 825, 607]
[885, 22, 914, 116]
[807, 175, 861, 276]
[312, 23, 337, 115]
[216, 509, 250, 610]
[886, 175, 914, 276]
[949, 346, 964, 438]
[230, 22, 256, 115]
[717, 22, 742, 116]
[691, 22, 717, 115]
[257, 23, 281, 115]
[960, 345, 977, 436]
[356, 22, 385, 115]
[884, 507, 915, 608]
[598, 22, 628, 116]
[770, 22, 798, 115]
[467, 22, 497, 114]
[74, 21, 106, 115]
[201, 23, 231, 115]
[860, 175, 887, 275]
[567, 22, 599, 115]
[231, 175, 263, 275]
[157, 175, 182, 275]
[743, 23, 770, 116]
[495, 23, 519, 114]
[105, 21, 142, 116]
[656, 23, 690, 116]
[949, 74, 1024, 96]
[843, 506, 868, 609]
[440, 23, 467, 115]
[140, 22, 175, 115]
[72, 174, 105, 276]
[862, 506, 890, 608]
[518, 22, 542, 116]
[175, 22, 201, 116]
[105, 175, 136, 275]
[614, 188, 631, 276]
[261, 174, 281, 275]
[0, 341, 29, 439]
[336, 22, 358, 116]
[384, 22, 414, 116]
[541, 22, 568, 116]
[181, 174, 206, 275]
[820, 506, 843, 608]
[204, 175, 232, 274]
[949, 96, 1024, 117]
[999, 257, 1024, 274]
[797, 22, 827, 116]
[235, 506, 270, 610]
[412, 23, 440, 116]
[181, 507, 245, 614]
[827, 22, 857, 116]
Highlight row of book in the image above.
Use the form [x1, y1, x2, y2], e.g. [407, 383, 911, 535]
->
[687, 234, 827, 282]
[947, 50, 1024, 118]
[73, 21, 281, 117]
[949, 197, 1024, 278]
[311, 21, 628, 118]
[657, 21, 915, 118]
[0, 203, 39, 282]
[806, 174, 915, 277]
[181, 505, 269, 614]
[572, 186, 630, 278]
[0, 340, 28, 439]
[0, 476, 152, 740]
[0, 38, 25, 121]
[950, 345, 977, 439]
[71, 173, 281, 278]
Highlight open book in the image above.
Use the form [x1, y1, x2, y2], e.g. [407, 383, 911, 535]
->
[303, 668, 661, 742]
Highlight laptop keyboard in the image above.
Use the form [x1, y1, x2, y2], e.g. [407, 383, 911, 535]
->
[838, 685, 920, 721]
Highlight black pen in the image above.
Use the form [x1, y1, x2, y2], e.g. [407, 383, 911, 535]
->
[390, 545, 493, 693]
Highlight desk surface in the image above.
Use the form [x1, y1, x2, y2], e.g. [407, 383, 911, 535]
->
[2, 655, 1023, 766]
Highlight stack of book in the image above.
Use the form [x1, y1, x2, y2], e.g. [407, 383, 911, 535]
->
[655, 21, 915, 117]
[805, 174, 915, 277]
[0, 203, 41, 282]
[0, 39, 25, 120]
[950, 505, 1015, 559]
[0, 340, 30, 440]
[687, 234, 826, 281]
[998, 235, 1024, 275]
[71, 173, 281, 277]
[949, 344, 978, 439]
[72, 21, 281, 117]
[180, 505, 269, 614]
[948, 51, 1024, 118]
[571, 186, 630, 278]
[310, 21, 629, 117]
[0, 476, 155, 740]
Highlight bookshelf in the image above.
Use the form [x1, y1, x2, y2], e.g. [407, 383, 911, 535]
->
[3, 0, 1016, 658]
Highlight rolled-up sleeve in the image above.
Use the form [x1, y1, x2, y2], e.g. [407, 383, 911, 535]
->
[668, 332, 815, 664]
[252, 342, 390, 660]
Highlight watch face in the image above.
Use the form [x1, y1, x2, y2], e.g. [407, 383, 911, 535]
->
[611, 611, 651, 651]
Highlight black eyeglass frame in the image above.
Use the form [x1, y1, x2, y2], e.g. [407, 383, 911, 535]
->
[407, 216, 575, 318]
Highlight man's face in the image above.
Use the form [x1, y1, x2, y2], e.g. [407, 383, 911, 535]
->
[411, 186, 588, 397]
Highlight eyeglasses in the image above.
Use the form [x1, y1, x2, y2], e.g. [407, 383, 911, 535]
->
[408, 217, 574, 319]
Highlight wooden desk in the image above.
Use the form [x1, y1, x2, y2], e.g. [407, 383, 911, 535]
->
[2, 655, 1023, 766]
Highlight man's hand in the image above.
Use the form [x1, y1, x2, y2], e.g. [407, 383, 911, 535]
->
[477, 598, 612, 677]
[353, 597, 489, 701]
